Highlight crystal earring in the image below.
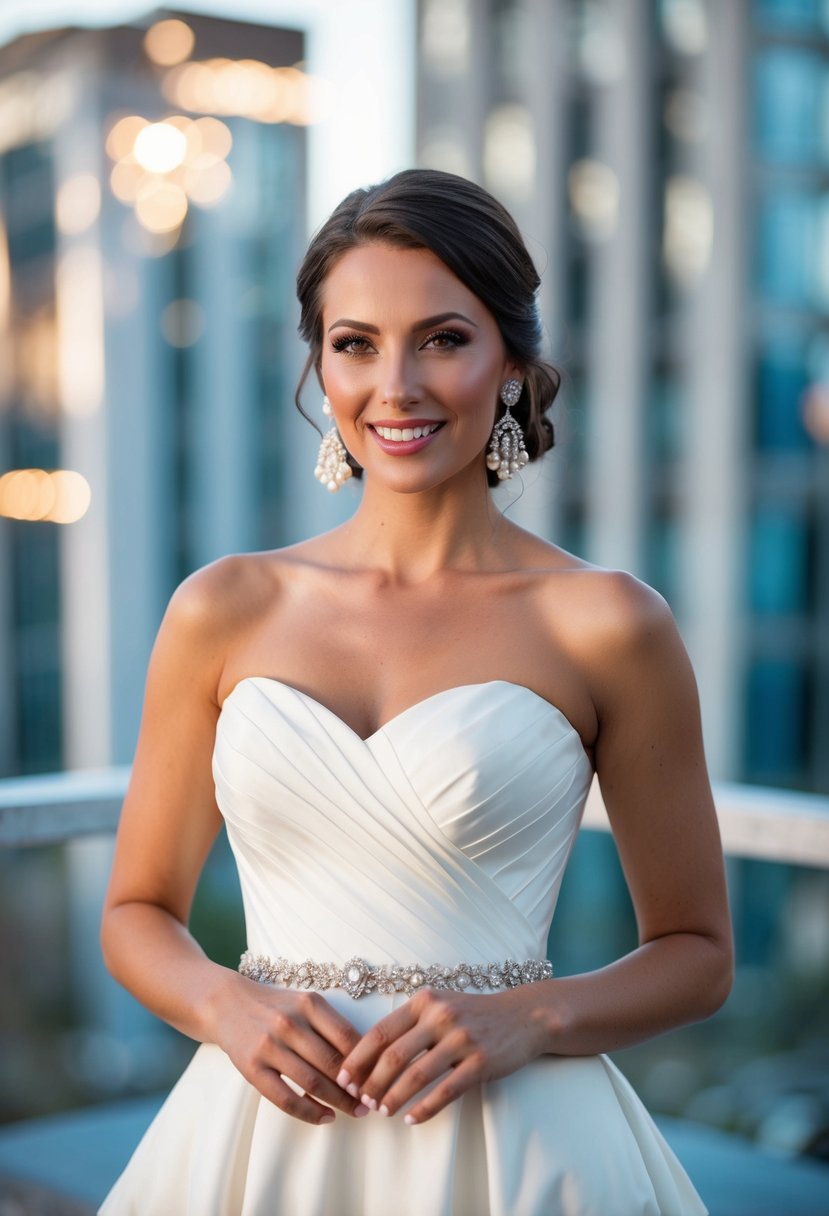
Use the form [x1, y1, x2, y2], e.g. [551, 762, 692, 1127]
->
[486, 379, 529, 481]
[314, 396, 353, 492]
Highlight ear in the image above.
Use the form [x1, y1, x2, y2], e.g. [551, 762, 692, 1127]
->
[503, 358, 524, 387]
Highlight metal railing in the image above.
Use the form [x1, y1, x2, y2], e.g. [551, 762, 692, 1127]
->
[2, 767, 829, 867]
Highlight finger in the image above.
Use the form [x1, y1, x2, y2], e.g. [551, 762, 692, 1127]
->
[302, 990, 363, 1060]
[336, 1002, 420, 1095]
[402, 1056, 483, 1125]
[355, 1027, 438, 1111]
[278, 1047, 372, 1118]
[252, 1066, 338, 1126]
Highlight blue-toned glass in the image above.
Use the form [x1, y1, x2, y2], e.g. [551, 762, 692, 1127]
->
[755, 340, 811, 450]
[749, 501, 811, 615]
[756, 192, 821, 308]
[744, 659, 807, 783]
[754, 48, 826, 163]
[754, 0, 829, 33]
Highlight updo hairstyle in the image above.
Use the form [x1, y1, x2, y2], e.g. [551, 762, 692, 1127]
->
[295, 168, 560, 487]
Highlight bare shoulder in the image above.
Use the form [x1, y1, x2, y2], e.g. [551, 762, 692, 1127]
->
[155, 550, 295, 696]
[527, 553, 687, 717]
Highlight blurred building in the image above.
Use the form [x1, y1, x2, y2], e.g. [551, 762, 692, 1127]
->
[417, 0, 829, 794]
[0, 9, 316, 778]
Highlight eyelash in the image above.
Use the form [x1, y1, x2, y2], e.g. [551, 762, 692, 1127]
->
[330, 329, 470, 356]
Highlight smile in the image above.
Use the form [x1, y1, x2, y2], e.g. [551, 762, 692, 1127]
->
[372, 423, 442, 442]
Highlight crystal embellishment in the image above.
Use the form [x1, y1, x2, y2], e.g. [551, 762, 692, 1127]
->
[238, 951, 553, 999]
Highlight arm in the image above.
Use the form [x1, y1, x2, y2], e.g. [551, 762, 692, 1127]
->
[336, 574, 733, 1121]
[101, 559, 367, 1125]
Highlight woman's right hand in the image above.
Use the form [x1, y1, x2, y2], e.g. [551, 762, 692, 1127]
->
[212, 972, 370, 1125]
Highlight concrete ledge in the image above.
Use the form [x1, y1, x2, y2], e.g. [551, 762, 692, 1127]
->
[1, 1098, 828, 1214]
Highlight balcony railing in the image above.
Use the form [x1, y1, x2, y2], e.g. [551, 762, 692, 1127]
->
[1, 768, 829, 1216]
[3, 766, 829, 867]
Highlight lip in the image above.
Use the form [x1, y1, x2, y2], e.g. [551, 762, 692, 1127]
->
[367, 420, 444, 457]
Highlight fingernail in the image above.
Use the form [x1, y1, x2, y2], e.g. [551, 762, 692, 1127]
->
[404, 1113, 417, 1125]
[379, 1104, 390, 1117]
[361, 1094, 377, 1111]
[336, 1069, 351, 1089]
[319, 1112, 335, 1125]
[346, 1082, 360, 1099]
[353, 1103, 371, 1118]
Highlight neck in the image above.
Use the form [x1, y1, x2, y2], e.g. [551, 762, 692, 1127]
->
[336, 471, 513, 584]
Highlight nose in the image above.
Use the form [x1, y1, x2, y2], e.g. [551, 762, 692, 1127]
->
[381, 345, 421, 411]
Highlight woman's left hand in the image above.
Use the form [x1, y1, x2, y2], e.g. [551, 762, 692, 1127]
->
[335, 984, 551, 1123]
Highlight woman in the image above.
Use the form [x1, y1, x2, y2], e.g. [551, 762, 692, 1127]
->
[99, 169, 733, 1215]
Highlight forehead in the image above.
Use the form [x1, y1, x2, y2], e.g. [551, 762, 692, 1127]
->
[321, 242, 489, 325]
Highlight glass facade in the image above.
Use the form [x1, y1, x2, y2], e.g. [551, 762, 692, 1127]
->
[0, 14, 307, 778]
[415, 0, 829, 1157]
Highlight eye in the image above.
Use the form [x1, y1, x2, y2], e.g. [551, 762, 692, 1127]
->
[423, 329, 469, 350]
[331, 333, 373, 355]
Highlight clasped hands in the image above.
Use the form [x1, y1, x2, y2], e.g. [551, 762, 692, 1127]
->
[228, 978, 550, 1127]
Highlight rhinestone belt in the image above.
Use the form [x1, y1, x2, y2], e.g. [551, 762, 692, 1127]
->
[238, 950, 553, 1000]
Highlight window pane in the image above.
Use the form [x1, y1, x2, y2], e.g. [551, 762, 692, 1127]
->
[754, 340, 811, 451]
[756, 192, 823, 308]
[754, 48, 827, 164]
[749, 501, 810, 615]
[745, 660, 807, 783]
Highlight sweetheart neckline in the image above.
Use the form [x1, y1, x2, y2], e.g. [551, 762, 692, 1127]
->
[220, 676, 593, 762]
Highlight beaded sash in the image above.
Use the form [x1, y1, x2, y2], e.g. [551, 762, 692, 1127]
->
[238, 950, 553, 1000]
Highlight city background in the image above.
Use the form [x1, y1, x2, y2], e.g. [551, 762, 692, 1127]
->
[0, 0, 828, 1210]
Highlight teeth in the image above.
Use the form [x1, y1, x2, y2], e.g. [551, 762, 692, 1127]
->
[376, 424, 439, 442]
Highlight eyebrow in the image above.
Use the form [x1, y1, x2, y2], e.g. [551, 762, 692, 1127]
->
[326, 311, 478, 334]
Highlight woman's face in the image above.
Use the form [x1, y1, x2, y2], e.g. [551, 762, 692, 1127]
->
[318, 242, 521, 494]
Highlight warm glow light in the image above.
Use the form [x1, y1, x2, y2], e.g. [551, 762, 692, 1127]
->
[568, 159, 619, 242]
[55, 173, 101, 235]
[135, 179, 188, 233]
[663, 174, 713, 285]
[45, 470, 92, 522]
[484, 104, 535, 203]
[184, 159, 232, 207]
[144, 18, 195, 67]
[106, 114, 149, 161]
[0, 468, 91, 522]
[133, 122, 188, 173]
[56, 247, 105, 416]
[193, 116, 233, 159]
[162, 59, 332, 125]
[110, 159, 143, 204]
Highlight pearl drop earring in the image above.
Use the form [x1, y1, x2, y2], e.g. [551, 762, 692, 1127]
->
[486, 380, 529, 481]
[314, 396, 353, 492]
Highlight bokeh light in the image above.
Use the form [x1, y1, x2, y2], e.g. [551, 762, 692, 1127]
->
[134, 179, 188, 234]
[55, 172, 101, 235]
[0, 468, 91, 523]
[568, 159, 620, 242]
[133, 122, 188, 173]
[143, 19, 195, 68]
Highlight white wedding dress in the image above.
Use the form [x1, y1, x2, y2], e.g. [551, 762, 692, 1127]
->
[99, 677, 707, 1215]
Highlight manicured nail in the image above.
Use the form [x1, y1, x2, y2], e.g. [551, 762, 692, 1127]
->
[404, 1113, 417, 1125]
[319, 1112, 335, 1124]
[379, 1104, 390, 1117]
[346, 1082, 360, 1099]
[353, 1103, 370, 1118]
[361, 1094, 377, 1111]
[336, 1069, 351, 1089]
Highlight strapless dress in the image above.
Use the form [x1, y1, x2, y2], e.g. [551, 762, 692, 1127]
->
[99, 677, 707, 1215]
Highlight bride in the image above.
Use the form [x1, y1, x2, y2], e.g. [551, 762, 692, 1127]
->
[99, 168, 733, 1215]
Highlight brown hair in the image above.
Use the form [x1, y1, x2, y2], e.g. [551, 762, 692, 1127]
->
[295, 168, 560, 486]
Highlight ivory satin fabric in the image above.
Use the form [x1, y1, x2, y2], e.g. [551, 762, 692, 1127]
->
[99, 678, 707, 1216]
